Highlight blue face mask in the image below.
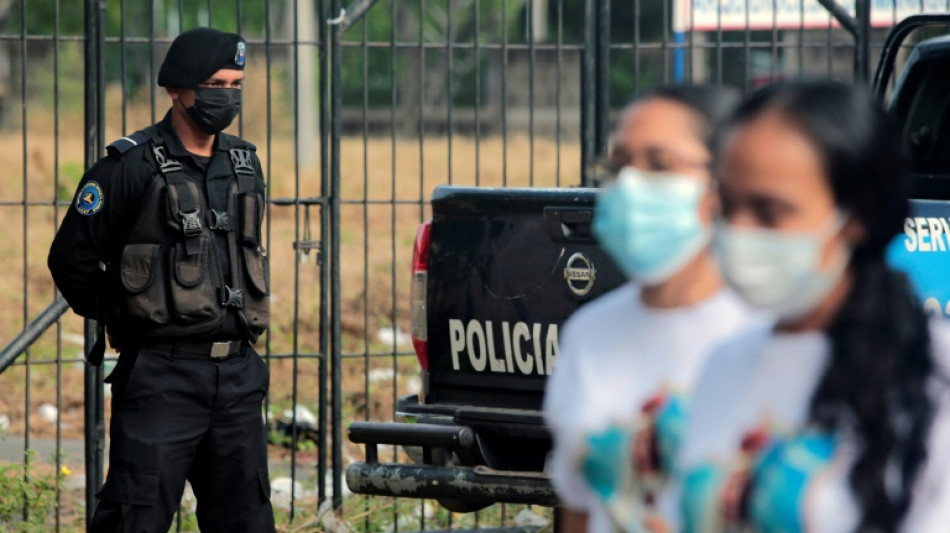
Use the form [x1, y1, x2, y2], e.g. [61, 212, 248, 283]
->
[593, 167, 712, 286]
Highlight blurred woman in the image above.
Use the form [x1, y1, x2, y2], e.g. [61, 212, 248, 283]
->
[674, 80, 950, 532]
[543, 85, 755, 533]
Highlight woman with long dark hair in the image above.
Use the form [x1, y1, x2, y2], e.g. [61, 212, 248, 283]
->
[543, 85, 758, 533]
[671, 80, 950, 532]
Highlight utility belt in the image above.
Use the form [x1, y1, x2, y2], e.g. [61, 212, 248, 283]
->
[140, 339, 248, 359]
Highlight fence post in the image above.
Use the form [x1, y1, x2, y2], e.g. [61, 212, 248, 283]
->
[581, 0, 596, 186]
[82, 0, 106, 526]
[854, 0, 871, 81]
[318, 0, 331, 509]
[581, 0, 611, 187]
[329, 0, 344, 511]
[596, 0, 610, 160]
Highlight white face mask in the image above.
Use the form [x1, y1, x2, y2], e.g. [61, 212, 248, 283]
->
[714, 210, 852, 321]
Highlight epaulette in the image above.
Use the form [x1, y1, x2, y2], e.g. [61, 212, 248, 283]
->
[106, 130, 150, 157]
[222, 132, 257, 152]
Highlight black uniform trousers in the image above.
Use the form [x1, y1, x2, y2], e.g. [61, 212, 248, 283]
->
[90, 341, 276, 533]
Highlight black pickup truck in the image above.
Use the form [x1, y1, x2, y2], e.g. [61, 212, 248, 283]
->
[346, 14, 950, 514]
[348, 188, 625, 511]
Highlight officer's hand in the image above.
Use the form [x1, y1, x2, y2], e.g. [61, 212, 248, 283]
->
[107, 334, 121, 354]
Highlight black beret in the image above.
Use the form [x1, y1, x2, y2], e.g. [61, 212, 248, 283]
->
[158, 27, 246, 88]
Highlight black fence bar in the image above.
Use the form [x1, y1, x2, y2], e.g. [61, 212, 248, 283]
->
[330, 0, 345, 510]
[816, 0, 858, 35]
[262, 3, 274, 516]
[342, 0, 385, 31]
[18, 0, 30, 521]
[388, 1, 400, 529]
[0, 299, 70, 376]
[94, 0, 108, 519]
[318, 0, 332, 508]
[289, 0, 301, 520]
[502, 0, 508, 190]
[596, 0, 610, 158]
[855, 0, 872, 80]
[580, 0, 596, 187]
[52, 1, 64, 528]
[82, 0, 102, 525]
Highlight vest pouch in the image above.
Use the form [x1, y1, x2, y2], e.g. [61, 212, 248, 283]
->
[120, 243, 169, 324]
[169, 237, 221, 324]
[242, 246, 270, 333]
[239, 192, 263, 247]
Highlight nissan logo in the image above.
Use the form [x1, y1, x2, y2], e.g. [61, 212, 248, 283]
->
[564, 253, 596, 296]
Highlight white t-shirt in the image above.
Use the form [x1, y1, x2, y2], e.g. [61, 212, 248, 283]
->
[670, 320, 950, 533]
[543, 283, 756, 533]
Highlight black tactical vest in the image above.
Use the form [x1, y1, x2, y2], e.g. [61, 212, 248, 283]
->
[105, 125, 269, 342]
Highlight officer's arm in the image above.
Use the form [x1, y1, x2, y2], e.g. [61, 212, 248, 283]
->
[48, 157, 132, 318]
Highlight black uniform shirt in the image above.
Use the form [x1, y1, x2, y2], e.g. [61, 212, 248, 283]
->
[49, 110, 262, 342]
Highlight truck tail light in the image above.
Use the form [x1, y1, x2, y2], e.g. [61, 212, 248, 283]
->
[410, 220, 432, 371]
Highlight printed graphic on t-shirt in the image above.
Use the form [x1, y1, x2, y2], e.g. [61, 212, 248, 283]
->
[577, 390, 689, 533]
[681, 425, 838, 533]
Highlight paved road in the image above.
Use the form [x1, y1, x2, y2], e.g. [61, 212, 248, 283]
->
[0, 435, 86, 464]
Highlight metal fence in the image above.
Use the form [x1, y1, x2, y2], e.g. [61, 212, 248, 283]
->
[0, 0, 942, 531]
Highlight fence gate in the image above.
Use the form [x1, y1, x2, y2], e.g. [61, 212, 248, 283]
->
[0, 0, 943, 531]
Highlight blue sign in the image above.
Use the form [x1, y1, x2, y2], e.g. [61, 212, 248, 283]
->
[886, 199, 950, 318]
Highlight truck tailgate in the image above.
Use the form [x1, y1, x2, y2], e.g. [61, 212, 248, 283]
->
[425, 186, 625, 410]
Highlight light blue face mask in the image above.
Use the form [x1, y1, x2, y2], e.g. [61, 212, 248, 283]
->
[593, 167, 712, 286]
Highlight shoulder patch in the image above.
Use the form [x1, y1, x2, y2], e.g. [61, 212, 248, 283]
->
[106, 131, 149, 157]
[76, 181, 104, 216]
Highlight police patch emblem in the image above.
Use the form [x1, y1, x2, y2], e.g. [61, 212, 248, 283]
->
[234, 42, 246, 67]
[76, 181, 103, 216]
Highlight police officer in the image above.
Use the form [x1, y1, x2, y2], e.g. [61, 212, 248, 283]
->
[48, 28, 275, 532]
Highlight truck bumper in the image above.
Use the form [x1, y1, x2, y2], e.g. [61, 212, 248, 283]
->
[345, 419, 557, 507]
[345, 462, 557, 506]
